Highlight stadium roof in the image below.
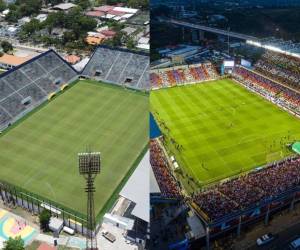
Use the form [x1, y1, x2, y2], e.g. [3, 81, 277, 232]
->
[247, 37, 300, 59]
[150, 163, 160, 194]
[120, 151, 150, 222]
[292, 142, 300, 154]
[73, 57, 90, 72]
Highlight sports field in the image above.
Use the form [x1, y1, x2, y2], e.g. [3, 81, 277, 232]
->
[150, 79, 300, 186]
[0, 80, 148, 216]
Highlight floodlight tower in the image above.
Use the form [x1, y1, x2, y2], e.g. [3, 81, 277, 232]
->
[79, 152, 101, 250]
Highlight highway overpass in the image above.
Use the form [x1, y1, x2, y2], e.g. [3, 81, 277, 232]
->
[166, 19, 258, 42]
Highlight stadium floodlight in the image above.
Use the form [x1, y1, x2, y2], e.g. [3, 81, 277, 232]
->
[78, 152, 101, 175]
[246, 40, 300, 59]
[78, 151, 101, 250]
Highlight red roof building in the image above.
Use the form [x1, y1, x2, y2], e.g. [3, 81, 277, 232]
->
[107, 10, 125, 16]
[65, 55, 80, 64]
[86, 10, 105, 18]
[100, 30, 116, 38]
[93, 5, 114, 12]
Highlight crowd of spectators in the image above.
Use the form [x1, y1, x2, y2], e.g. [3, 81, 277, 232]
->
[150, 63, 219, 88]
[150, 139, 182, 199]
[233, 66, 300, 113]
[193, 157, 300, 221]
[255, 51, 300, 91]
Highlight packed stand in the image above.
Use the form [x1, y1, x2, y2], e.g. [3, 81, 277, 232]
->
[254, 51, 300, 90]
[150, 63, 219, 89]
[193, 190, 239, 221]
[233, 66, 300, 114]
[150, 139, 182, 199]
[193, 157, 300, 221]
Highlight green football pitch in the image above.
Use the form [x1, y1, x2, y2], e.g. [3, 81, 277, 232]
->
[150, 79, 300, 186]
[0, 80, 148, 216]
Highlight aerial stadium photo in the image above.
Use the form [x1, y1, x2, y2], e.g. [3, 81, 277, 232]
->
[150, 1, 300, 249]
[0, 0, 150, 249]
[0, 46, 149, 250]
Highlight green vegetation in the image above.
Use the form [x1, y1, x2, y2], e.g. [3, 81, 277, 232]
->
[151, 79, 300, 186]
[19, 6, 97, 50]
[5, 0, 42, 23]
[39, 210, 51, 232]
[0, 80, 148, 215]
[0, 41, 13, 53]
[99, 0, 148, 10]
[4, 236, 25, 250]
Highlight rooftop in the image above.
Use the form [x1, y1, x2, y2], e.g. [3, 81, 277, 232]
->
[0, 54, 32, 66]
[65, 55, 81, 64]
[120, 151, 150, 223]
[53, 3, 77, 11]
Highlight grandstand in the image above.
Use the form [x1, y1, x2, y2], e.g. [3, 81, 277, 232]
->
[150, 139, 182, 200]
[0, 50, 78, 131]
[82, 46, 150, 91]
[150, 63, 218, 89]
[233, 66, 300, 114]
[254, 50, 300, 91]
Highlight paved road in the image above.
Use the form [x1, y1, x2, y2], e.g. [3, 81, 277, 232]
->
[232, 207, 300, 250]
[238, 221, 300, 250]
[246, 221, 300, 250]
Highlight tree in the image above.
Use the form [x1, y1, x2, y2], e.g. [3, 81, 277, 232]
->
[1, 41, 13, 53]
[44, 11, 65, 34]
[75, 0, 91, 10]
[128, 0, 148, 9]
[3, 236, 25, 250]
[107, 20, 125, 32]
[39, 209, 51, 232]
[20, 19, 41, 37]
[5, 0, 42, 23]
[44, 0, 63, 6]
[0, 0, 6, 12]
[5, 10, 20, 23]
[126, 37, 137, 49]
[15, 0, 42, 17]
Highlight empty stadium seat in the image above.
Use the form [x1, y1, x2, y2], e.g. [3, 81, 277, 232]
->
[0, 50, 78, 129]
[82, 46, 149, 90]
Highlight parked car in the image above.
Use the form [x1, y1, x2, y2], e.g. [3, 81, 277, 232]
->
[102, 230, 116, 243]
[256, 233, 275, 246]
[289, 237, 300, 249]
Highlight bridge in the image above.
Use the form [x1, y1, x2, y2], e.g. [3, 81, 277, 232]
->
[166, 19, 258, 42]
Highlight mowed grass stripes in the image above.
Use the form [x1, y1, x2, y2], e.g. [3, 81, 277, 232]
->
[150, 79, 300, 186]
[0, 80, 148, 215]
